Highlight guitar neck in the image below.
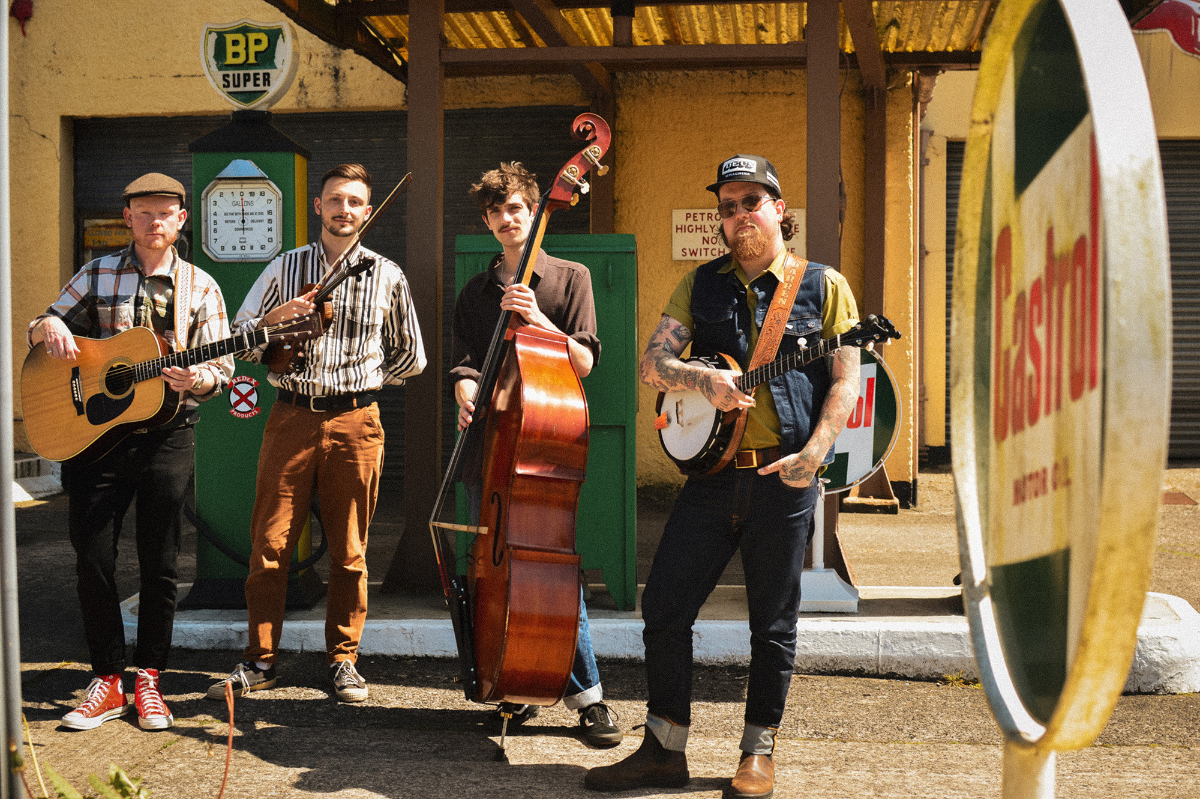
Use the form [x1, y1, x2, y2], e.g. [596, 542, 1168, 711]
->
[736, 334, 842, 393]
[129, 328, 268, 385]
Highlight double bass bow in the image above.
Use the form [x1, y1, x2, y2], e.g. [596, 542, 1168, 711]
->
[429, 114, 611, 755]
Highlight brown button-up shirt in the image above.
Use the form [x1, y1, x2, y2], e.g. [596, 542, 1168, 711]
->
[450, 250, 601, 483]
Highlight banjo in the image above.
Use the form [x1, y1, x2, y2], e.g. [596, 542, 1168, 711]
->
[655, 314, 900, 476]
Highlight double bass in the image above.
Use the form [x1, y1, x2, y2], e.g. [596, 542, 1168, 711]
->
[429, 114, 611, 754]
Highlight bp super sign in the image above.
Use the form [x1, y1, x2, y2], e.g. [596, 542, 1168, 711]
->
[952, 0, 1170, 750]
[201, 19, 298, 110]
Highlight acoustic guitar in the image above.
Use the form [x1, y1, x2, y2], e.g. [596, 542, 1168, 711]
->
[21, 319, 309, 463]
[654, 314, 900, 476]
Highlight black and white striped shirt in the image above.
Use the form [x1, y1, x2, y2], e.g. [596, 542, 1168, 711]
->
[233, 241, 426, 395]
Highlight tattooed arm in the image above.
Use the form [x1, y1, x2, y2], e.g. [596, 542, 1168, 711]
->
[639, 314, 755, 411]
[758, 344, 861, 488]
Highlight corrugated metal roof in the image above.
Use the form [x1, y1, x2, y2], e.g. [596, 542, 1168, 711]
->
[358, 2, 995, 62]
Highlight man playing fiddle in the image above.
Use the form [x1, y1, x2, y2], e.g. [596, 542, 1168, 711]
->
[208, 163, 425, 704]
[450, 161, 621, 748]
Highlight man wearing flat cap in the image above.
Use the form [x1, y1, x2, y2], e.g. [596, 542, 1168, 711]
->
[29, 172, 234, 732]
[586, 155, 860, 798]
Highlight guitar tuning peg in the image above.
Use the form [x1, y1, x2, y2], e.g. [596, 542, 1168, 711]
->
[570, 193, 580, 206]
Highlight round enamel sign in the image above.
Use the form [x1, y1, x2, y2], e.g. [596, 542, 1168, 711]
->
[823, 348, 900, 493]
[951, 0, 1170, 751]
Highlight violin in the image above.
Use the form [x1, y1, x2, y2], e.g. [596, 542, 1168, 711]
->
[262, 172, 412, 374]
[429, 114, 611, 757]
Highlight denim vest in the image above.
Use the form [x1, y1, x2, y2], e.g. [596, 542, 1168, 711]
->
[690, 255, 833, 462]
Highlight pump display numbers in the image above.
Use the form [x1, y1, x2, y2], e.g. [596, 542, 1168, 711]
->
[201, 177, 283, 262]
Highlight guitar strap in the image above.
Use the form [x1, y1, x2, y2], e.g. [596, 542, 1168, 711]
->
[172, 252, 195, 353]
[706, 252, 809, 474]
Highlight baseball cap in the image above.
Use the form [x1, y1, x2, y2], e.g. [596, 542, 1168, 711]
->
[706, 154, 782, 198]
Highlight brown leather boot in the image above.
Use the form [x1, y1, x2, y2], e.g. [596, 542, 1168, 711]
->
[584, 729, 689, 792]
[725, 752, 774, 798]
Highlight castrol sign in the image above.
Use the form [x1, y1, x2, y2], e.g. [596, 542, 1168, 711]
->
[951, 0, 1170, 757]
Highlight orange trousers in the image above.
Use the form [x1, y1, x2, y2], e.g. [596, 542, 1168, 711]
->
[243, 401, 385, 665]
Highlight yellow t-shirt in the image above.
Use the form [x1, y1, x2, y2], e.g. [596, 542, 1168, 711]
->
[662, 251, 859, 450]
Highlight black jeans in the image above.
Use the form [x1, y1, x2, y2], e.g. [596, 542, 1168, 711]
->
[642, 466, 818, 730]
[62, 424, 195, 675]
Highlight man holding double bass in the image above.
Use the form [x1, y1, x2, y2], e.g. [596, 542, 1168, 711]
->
[450, 161, 622, 748]
[208, 163, 425, 704]
[586, 155, 860, 798]
[29, 173, 234, 732]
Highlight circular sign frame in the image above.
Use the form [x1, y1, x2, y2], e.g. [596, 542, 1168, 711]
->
[950, 0, 1170, 752]
[823, 348, 901, 494]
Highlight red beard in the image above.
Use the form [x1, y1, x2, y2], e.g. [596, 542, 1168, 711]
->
[729, 225, 768, 262]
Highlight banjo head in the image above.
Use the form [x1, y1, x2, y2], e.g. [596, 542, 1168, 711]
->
[656, 354, 740, 470]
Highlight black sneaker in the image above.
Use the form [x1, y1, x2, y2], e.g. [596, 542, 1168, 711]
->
[579, 702, 623, 747]
[206, 661, 276, 700]
[330, 660, 369, 702]
[489, 702, 539, 733]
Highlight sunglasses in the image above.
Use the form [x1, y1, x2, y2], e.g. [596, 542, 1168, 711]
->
[716, 194, 777, 219]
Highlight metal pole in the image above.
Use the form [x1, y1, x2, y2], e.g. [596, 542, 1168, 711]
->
[1001, 742, 1056, 799]
[0, 13, 25, 798]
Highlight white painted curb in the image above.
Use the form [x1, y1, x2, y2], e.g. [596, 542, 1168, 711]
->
[122, 590, 1199, 693]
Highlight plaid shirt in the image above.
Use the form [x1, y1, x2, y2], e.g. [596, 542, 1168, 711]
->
[233, 241, 426, 394]
[30, 245, 234, 407]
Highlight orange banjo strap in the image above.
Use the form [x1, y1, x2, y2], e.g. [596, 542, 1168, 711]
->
[706, 252, 809, 474]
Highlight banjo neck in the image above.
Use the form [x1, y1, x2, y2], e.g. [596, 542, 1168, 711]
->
[735, 333, 843, 393]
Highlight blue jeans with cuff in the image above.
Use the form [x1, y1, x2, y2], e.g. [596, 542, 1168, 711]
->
[641, 465, 818, 739]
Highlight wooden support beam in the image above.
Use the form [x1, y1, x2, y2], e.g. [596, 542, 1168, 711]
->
[386, 0, 444, 594]
[590, 93, 615, 233]
[863, 84, 887, 316]
[261, 0, 406, 81]
[510, 0, 612, 100]
[441, 42, 807, 72]
[843, 0, 886, 91]
[806, 0, 840, 268]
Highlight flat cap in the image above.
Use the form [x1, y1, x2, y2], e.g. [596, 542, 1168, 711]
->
[122, 173, 186, 205]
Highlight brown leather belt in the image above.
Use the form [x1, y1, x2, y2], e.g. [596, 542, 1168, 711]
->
[276, 389, 376, 413]
[734, 447, 781, 469]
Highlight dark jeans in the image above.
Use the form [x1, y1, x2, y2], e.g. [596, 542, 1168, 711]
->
[642, 466, 818, 729]
[62, 424, 195, 675]
[466, 484, 601, 704]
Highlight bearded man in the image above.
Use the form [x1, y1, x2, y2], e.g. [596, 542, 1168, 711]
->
[585, 154, 860, 798]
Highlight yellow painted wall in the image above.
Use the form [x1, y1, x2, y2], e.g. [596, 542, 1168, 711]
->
[1136, 30, 1200, 138]
[6, 0, 581, 448]
[617, 70, 919, 487]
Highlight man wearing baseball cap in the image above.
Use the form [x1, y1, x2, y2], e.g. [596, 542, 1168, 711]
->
[586, 155, 860, 797]
[29, 172, 234, 732]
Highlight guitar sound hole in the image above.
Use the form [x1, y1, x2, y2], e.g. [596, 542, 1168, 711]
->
[104, 364, 135, 397]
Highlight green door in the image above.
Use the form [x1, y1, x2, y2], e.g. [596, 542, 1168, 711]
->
[454, 234, 638, 610]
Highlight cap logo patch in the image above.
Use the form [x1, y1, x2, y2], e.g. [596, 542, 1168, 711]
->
[720, 158, 757, 178]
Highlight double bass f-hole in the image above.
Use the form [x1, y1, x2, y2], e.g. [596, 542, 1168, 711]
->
[490, 492, 504, 568]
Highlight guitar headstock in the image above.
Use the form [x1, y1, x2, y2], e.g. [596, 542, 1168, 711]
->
[843, 314, 902, 349]
[546, 113, 612, 210]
